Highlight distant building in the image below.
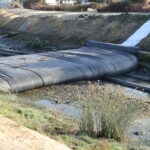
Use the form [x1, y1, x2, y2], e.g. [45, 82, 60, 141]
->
[0, 0, 14, 8]
[45, 0, 58, 5]
[81, 0, 90, 4]
[45, 0, 76, 5]
[62, 0, 76, 5]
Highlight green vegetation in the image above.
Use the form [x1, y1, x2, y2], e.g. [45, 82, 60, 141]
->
[0, 92, 127, 150]
[78, 84, 144, 141]
[139, 35, 150, 52]
[24, 0, 150, 12]
[30, 37, 44, 49]
[0, 22, 4, 28]
[140, 62, 150, 72]
[6, 32, 20, 38]
[23, 0, 45, 8]
[105, 13, 150, 23]
[139, 52, 150, 63]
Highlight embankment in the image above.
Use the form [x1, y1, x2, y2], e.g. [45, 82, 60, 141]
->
[0, 9, 149, 45]
[0, 9, 150, 69]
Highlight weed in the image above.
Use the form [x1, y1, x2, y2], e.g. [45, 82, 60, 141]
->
[31, 37, 44, 49]
[106, 13, 150, 23]
[0, 22, 4, 28]
[6, 32, 19, 38]
[78, 84, 144, 141]
[140, 62, 150, 72]
[0, 92, 127, 150]
[139, 35, 150, 52]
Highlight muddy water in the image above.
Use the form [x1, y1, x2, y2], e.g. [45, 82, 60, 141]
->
[35, 100, 81, 118]
[125, 87, 149, 99]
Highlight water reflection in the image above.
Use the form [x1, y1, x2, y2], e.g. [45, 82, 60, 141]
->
[35, 100, 81, 118]
[125, 87, 149, 99]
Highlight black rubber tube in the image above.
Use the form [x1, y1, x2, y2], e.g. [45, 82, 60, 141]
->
[86, 40, 140, 54]
[126, 73, 150, 82]
[106, 76, 150, 92]
[0, 46, 138, 93]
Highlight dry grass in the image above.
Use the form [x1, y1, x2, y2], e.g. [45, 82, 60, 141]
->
[0, 9, 149, 46]
[78, 84, 145, 141]
[25, 1, 150, 12]
[0, 92, 127, 150]
[139, 35, 150, 52]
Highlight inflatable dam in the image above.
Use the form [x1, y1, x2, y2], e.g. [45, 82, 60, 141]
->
[0, 42, 139, 93]
[0, 19, 150, 93]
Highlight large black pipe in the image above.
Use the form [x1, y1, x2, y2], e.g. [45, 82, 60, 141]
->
[106, 76, 150, 92]
[86, 40, 141, 55]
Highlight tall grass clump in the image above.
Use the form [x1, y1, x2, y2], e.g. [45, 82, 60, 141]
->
[78, 84, 144, 141]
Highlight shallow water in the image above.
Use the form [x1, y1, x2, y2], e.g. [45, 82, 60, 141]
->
[125, 87, 149, 99]
[34, 98, 150, 148]
[35, 100, 81, 118]
[128, 118, 150, 148]
[34, 97, 150, 148]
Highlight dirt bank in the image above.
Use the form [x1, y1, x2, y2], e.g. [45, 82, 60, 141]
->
[0, 115, 71, 150]
[0, 9, 150, 49]
[0, 8, 150, 73]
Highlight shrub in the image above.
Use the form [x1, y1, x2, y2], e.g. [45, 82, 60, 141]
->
[25, 1, 150, 12]
[31, 37, 44, 48]
[34, 3, 99, 12]
[125, 3, 143, 12]
[142, 6, 150, 12]
[97, 1, 131, 12]
[10, 2, 21, 8]
[23, 0, 44, 8]
[78, 84, 144, 141]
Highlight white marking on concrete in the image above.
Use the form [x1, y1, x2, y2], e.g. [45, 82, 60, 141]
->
[122, 19, 150, 47]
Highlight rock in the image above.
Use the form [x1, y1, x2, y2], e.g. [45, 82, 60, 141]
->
[7, 32, 19, 38]
[87, 8, 97, 13]
[133, 131, 145, 136]
[78, 15, 85, 18]
[10, 2, 22, 8]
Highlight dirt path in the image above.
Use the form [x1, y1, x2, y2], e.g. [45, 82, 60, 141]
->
[7, 8, 150, 19]
[0, 115, 71, 150]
